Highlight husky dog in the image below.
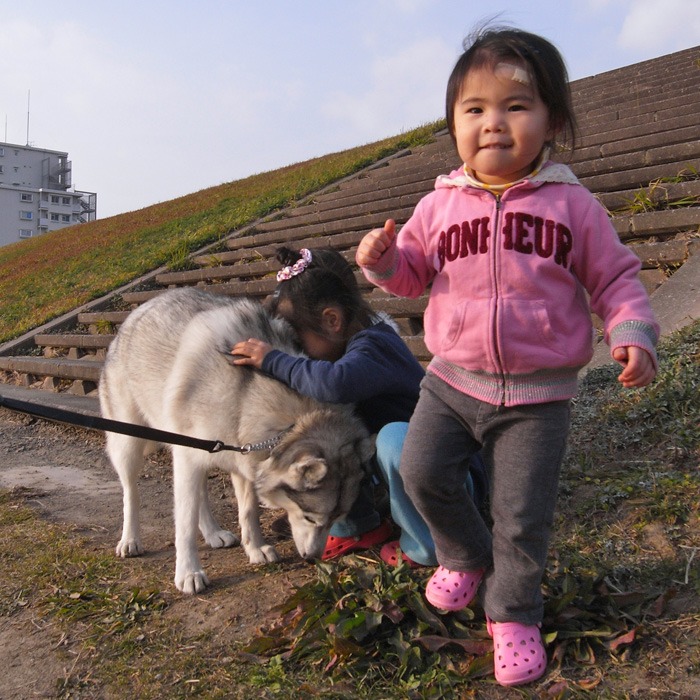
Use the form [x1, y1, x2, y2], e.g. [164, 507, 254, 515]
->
[99, 287, 373, 594]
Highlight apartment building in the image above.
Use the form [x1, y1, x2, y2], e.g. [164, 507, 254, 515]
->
[0, 142, 96, 247]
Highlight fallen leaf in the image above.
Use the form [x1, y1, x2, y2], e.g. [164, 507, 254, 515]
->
[415, 635, 492, 655]
[608, 628, 636, 652]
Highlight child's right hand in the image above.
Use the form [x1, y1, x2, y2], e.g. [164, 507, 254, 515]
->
[230, 338, 272, 369]
[612, 346, 656, 388]
[356, 219, 396, 267]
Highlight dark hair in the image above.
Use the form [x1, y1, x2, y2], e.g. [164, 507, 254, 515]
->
[445, 26, 577, 153]
[270, 246, 373, 337]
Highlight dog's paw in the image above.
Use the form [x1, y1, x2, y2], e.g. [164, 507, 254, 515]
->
[246, 544, 280, 565]
[175, 569, 210, 594]
[115, 538, 144, 558]
[205, 529, 239, 549]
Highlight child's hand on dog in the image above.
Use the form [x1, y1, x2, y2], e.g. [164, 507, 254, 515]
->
[231, 338, 272, 368]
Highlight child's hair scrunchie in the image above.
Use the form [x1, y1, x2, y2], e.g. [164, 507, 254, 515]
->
[276, 248, 312, 282]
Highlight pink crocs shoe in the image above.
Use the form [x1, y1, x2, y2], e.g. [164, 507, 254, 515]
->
[487, 618, 547, 686]
[425, 565, 484, 611]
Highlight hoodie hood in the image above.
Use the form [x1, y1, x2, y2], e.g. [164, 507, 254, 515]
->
[435, 160, 581, 192]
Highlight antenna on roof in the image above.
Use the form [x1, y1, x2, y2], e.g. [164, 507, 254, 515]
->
[26, 90, 31, 146]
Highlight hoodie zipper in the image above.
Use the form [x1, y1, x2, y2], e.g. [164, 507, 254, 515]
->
[490, 193, 507, 405]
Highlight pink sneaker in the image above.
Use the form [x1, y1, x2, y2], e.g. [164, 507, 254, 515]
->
[487, 618, 547, 686]
[425, 565, 484, 611]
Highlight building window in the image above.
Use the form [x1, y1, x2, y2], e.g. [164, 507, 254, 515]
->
[19, 210, 33, 220]
[50, 213, 60, 221]
[21, 193, 34, 202]
[62, 196, 71, 205]
[0, 147, 4, 156]
[51, 195, 60, 204]
[0, 165, 3, 173]
[19, 229, 33, 239]
[61, 214, 70, 223]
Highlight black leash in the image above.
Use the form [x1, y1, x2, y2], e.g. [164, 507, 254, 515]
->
[0, 394, 289, 454]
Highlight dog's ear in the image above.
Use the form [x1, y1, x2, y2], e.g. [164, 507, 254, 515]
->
[288, 457, 328, 490]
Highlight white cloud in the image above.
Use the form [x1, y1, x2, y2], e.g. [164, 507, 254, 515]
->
[321, 37, 455, 140]
[617, 0, 700, 53]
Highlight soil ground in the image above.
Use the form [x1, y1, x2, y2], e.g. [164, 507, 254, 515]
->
[1, 394, 698, 699]
[0, 407, 316, 700]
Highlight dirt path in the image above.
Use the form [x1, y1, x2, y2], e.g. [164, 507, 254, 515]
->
[0, 407, 315, 699]
[1, 383, 699, 699]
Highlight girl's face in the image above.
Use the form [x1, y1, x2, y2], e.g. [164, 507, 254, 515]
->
[277, 299, 346, 362]
[296, 327, 345, 362]
[452, 63, 553, 185]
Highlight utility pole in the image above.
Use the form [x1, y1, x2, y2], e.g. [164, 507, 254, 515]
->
[26, 90, 31, 146]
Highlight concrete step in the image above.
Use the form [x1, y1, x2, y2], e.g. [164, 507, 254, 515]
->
[614, 208, 700, 241]
[172, 216, 698, 293]
[194, 231, 362, 267]
[572, 140, 700, 180]
[569, 47, 698, 102]
[579, 158, 700, 195]
[577, 81, 698, 125]
[577, 112, 698, 151]
[34, 333, 114, 349]
[0, 356, 103, 382]
[572, 69, 698, 105]
[0, 382, 99, 417]
[629, 239, 700, 267]
[77, 311, 131, 331]
[272, 178, 434, 225]
[240, 205, 417, 243]
[599, 178, 700, 213]
[572, 124, 698, 165]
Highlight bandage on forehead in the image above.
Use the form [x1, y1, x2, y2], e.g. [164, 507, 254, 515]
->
[495, 62, 531, 85]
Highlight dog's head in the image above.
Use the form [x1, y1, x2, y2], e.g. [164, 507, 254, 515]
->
[255, 408, 374, 561]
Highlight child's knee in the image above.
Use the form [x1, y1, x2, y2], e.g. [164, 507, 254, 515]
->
[375, 422, 408, 478]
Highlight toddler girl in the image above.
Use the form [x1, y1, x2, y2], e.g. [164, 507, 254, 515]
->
[356, 27, 658, 687]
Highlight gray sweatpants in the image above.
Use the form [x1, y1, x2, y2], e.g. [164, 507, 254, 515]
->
[401, 372, 570, 626]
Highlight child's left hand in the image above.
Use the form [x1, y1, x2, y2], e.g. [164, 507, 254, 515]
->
[230, 338, 272, 369]
[612, 346, 656, 388]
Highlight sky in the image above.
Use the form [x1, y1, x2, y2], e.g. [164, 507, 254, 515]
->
[1, 1, 698, 219]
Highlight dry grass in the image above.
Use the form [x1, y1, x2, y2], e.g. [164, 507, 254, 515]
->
[0, 122, 444, 343]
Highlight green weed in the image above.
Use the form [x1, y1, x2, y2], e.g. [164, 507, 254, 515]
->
[615, 168, 700, 215]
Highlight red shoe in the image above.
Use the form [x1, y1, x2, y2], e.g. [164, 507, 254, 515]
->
[322, 520, 392, 560]
[380, 540, 422, 568]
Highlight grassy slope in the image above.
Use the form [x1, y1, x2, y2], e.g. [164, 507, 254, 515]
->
[0, 122, 444, 343]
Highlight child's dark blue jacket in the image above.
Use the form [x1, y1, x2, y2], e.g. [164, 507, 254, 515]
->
[261, 321, 425, 434]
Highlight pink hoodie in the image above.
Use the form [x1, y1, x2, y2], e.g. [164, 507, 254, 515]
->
[361, 162, 659, 406]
